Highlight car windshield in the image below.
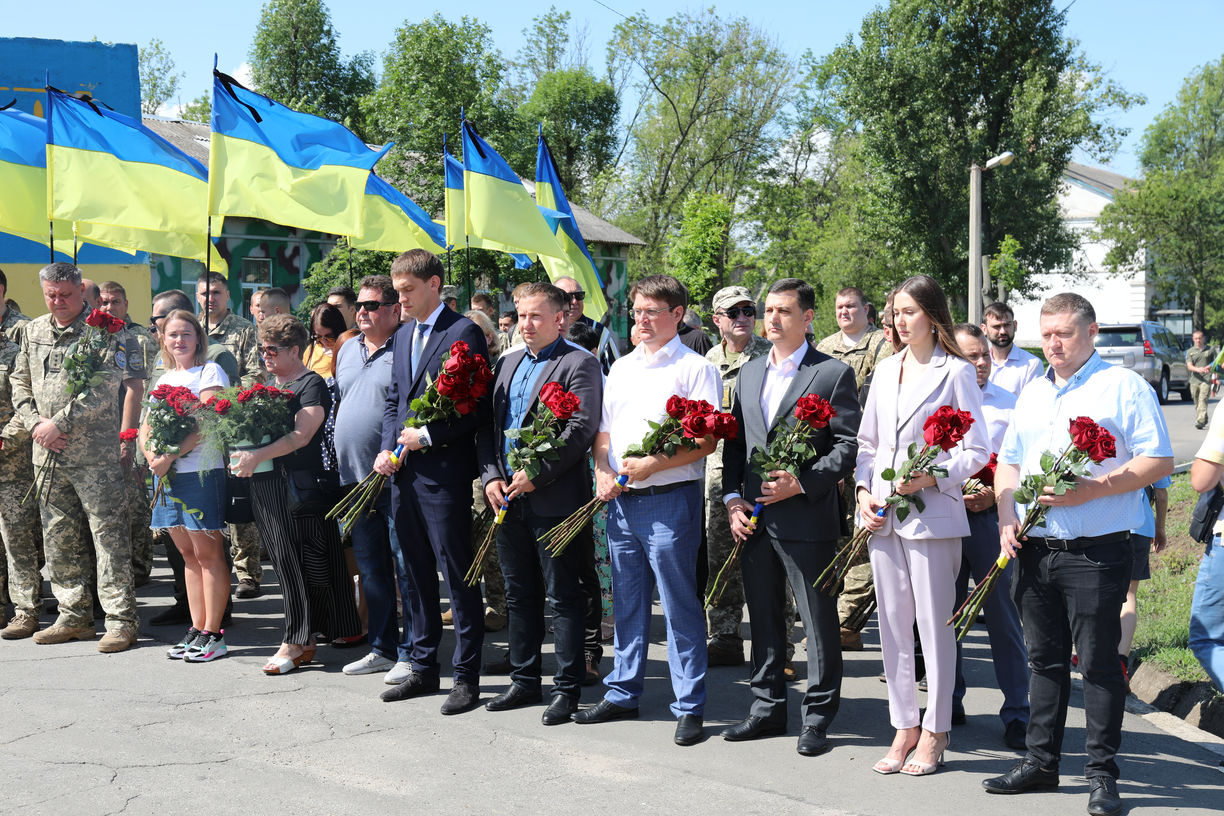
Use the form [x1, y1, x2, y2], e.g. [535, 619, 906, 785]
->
[1096, 328, 1142, 347]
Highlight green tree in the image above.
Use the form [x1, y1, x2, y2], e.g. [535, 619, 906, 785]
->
[361, 14, 518, 218]
[508, 7, 588, 99]
[822, 0, 1142, 310]
[249, 0, 375, 134]
[519, 68, 618, 202]
[180, 92, 211, 123]
[605, 9, 793, 271]
[299, 244, 396, 320]
[1099, 57, 1224, 333]
[139, 38, 183, 115]
[666, 192, 732, 307]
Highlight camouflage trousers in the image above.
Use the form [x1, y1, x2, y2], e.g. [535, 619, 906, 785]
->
[41, 463, 136, 631]
[472, 479, 505, 614]
[230, 522, 262, 584]
[836, 479, 876, 631]
[0, 442, 44, 615]
[125, 461, 153, 583]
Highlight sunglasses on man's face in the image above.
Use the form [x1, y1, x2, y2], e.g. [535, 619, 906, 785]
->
[356, 300, 396, 312]
[569, 291, 586, 302]
[716, 305, 756, 321]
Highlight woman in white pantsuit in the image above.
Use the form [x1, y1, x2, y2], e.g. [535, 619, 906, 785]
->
[855, 275, 989, 776]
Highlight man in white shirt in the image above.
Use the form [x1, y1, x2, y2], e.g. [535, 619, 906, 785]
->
[572, 274, 721, 748]
[982, 301, 1043, 396]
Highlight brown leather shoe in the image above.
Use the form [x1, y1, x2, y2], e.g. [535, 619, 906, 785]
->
[782, 660, 798, 681]
[1, 612, 40, 640]
[97, 628, 137, 653]
[440, 608, 454, 625]
[33, 624, 96, 645]
[840, 628, 863, 651]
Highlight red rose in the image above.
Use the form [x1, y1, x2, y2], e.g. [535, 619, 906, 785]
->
[794, 394, 836, 429]
[666, 395, 688, 420]
[971, 452, 998, 487]
[119, 428, 138, 442]
[236, 389, 253, 403]
[455, 397, 477, 416]
[681, 412, 715, 438]
[449, 341, 470, 358]
[436, 372, 460, 397]
[922, 405, 975, 451]
[469, 380, 488, 399]
[713, 412, 738, 440]
[149, 384, 171, 401]
[547, 392, 580, 421]
[106, 314, 126, 334]
[1068, 416, 1098, 451]
[1088, 426, 1117, 463]
[212, 398, 232, 415]
[471, 355, 491, 380]
[442, 355, 465, 375]
[685, 399, 715, 417]
[85, 309, 108, 329]
[539, 382, 564, 406]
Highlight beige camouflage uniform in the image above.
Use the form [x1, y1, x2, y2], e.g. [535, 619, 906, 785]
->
[0, 310, 43, 622]
[10, 308, 145, 634]
[205, 311, 264, 586]
[705, 334, 772, 646]
[815, 328, 894, 632]
[124, 321, 159, 584]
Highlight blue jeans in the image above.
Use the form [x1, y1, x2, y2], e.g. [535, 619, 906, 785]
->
[1190, 537, 1224, 692]
[953, 509, 1030, 725]
[604, 482, 707, 717]
[348, 487, 413, 663]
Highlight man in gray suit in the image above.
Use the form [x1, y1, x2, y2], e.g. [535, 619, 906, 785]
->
[477, 282, 604, 726]
[721, 277, 861, 757]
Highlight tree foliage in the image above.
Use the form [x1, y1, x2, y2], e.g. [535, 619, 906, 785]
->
[1099, 57, 1224, 333]
[139, 38, 183, 115]
[520, 69, 619, 203]
[666, 192, 733, 307]
[508, 7, 589, 100]
[180, 92, 211, 123]
[249, 0, 375, 135]
[821, 0, 1142, 311]
[299, 244, 396, 320]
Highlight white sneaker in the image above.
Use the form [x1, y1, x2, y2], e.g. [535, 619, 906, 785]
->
[343, 652, 395, 676]
[384, 660, 413, 684]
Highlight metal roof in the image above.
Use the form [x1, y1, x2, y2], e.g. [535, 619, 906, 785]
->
[1063, 161, 1134, 198]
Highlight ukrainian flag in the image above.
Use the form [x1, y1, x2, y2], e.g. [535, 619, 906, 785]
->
[45, 88, 223, 268]
[461, 120, 564, 261]
[535, 133, 608, 321]
[350, 173, 446, 253]
[0, 107, 72, 251]
[443, 149, 533, 269]
[209, 70, 388, 236]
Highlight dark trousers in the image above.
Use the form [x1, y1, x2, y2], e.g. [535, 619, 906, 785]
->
[348, 487, 413, 663]
[741, 533, 842, 730]
[1016, 538, 1131, 779]
[393, 478, 484, 684]
[497, 502, 586, 699]
[577, 522, 604, 664]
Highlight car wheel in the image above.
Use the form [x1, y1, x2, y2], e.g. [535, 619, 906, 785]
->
[1158, 369, 1170, 404]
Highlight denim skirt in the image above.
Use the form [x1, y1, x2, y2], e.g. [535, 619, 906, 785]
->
[150, 468, 227, 532]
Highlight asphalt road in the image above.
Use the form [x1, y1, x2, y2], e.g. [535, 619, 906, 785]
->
[1162, 392, 1213, 467]
[2, 562, 1222, 816]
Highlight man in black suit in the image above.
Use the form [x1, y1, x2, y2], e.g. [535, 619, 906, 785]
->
[476, 282, 603, 725]
[721, 277, 861, 756]
[374, 249, 490, 715]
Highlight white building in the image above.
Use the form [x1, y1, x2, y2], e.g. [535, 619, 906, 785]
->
[1010, 162, 1151, 347]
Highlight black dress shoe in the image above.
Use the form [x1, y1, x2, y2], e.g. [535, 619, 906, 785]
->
[541, 695, 578, 726]
[951, 701, 967, 726]
[674, 714, 703, 746]
[380, 670, 441, 702]
[721, 715, 787, 742]
[572, 698, 639, 724]
[150, 603, 191, 627]
[440, 681, 482, 715]
[1087, 777, 1122, 816]
[485, 684, 542, 712]
[797, 726, 829, 757]
[1003, 719, 1027, 750]
[982, 758, 1060, 794]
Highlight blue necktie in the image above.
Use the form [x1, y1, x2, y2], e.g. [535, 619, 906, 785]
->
[411, 322, 429, 379]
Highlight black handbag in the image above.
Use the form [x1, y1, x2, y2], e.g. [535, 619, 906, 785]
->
[286, 467, 343, 518]
[1189, 483, 1224, 545]
[224, 474, 255, 525]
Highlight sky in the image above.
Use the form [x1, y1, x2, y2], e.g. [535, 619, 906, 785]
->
[4, 0, 1222, 178]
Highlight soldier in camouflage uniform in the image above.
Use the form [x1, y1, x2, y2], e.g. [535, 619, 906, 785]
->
[197, 272, 265, 598]
[100, 282, 158, 586]
[704, 286, 774, 665]
[10, 263, 145, 652]
[0, 273, 43, 638]
[815, 286, 894, 650]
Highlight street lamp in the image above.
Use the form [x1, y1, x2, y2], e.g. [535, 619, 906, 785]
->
[968, 150, 1015, 325]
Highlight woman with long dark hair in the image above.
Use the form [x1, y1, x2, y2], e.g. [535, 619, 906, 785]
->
[854, 275, 989, 776]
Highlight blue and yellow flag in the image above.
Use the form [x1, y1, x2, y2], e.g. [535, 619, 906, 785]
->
[45, 88, 223, 268]
[535, 133, 608, 320]
[350, 173, 446, 254]
[443, 149, 533, 269]
[209, 70, 389, 236]
[461, 120, 563, 261]
[0, 107, 72, 251]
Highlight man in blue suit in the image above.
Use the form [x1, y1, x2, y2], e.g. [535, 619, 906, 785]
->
[374, 249, 490, 715]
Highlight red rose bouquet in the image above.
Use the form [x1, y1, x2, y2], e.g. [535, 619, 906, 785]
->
[330, 341, 493, 537]
[206, 381, 295, 449]
[143, 384, 203, 507]
[815, 404, 975, 594]
[949, 416, 1116, 639]
[538, 395, 738, 557]
[706, 394, 837, 608]
[465, 382, 583, 586]
[27, 308, 128, 505]
[962, 452, 999, 496]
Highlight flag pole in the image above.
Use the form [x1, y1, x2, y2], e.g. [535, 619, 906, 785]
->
[204, 216, 212, 336]
[72, 222, 78, 264]
[346, 236, 353, 288]
[48, 220, 55, 263]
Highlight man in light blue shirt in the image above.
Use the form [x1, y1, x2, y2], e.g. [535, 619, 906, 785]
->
[985, 294, 1173, 816]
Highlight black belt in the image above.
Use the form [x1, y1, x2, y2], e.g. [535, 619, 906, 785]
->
[624, 480, 697, 497]
[1029, 531, 1129, 551]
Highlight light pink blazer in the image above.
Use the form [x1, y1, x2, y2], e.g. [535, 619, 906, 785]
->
[854, 345, 990, 539]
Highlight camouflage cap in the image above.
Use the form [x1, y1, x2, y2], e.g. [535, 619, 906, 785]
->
[712, 285, 754, 313]
[441, 285, 460, 300]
